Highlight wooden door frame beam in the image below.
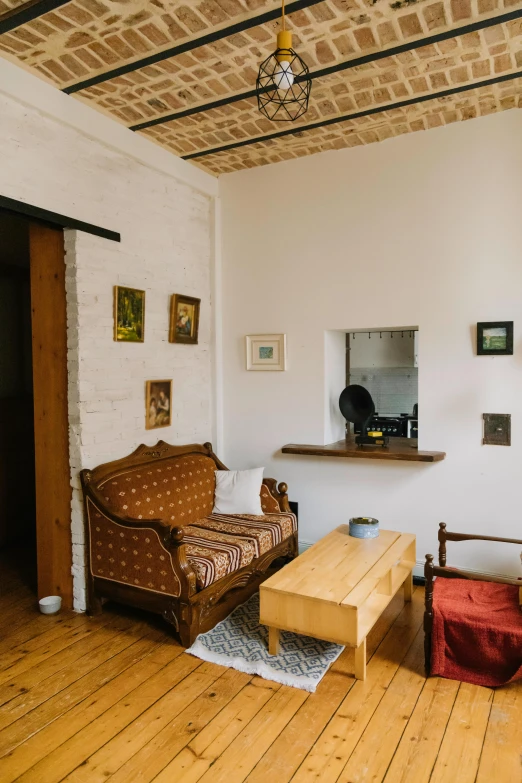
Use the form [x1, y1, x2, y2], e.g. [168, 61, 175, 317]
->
[29, 223, 73, 608]
[0, 195, 120, 243]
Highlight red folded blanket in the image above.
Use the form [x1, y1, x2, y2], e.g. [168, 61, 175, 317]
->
[431, 577, 522, 687]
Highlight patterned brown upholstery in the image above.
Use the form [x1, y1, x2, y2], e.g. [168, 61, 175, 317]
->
[87, 498, 181, 597]
[82, 442, 298, 647]
[260, 485, 281, 514]
[87, 453, 293, 594]
[97, 454, 216, 527]
[184, 512, 297, 590]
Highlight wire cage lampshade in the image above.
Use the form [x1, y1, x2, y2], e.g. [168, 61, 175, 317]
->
[256, 1, 311, 122]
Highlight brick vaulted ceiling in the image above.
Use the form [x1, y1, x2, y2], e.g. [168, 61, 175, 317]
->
[1, 0, 522, 175]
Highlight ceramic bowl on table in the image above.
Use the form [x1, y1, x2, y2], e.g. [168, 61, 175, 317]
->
[349, 517, 380, 539]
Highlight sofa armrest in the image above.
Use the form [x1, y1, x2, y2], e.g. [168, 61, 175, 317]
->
[81, 471, 197, 599]
[262, 478, 292, 514]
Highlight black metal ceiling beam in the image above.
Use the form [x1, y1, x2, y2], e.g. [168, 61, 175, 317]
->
[0, 0, 70, 35]
[63, 0, 324, 95]
[181, 68, 522, 160]
[130, 7, 522, 132]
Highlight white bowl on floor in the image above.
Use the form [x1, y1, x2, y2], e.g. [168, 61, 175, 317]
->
[39, 596, 62, 615]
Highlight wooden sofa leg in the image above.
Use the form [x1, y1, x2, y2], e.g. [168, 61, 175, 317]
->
[167, 602, 200, 648]
[87, 576, 103, 616]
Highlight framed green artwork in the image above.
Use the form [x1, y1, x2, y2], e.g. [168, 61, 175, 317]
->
[114, 286, 145, 343]
[476, 321, 513, 356]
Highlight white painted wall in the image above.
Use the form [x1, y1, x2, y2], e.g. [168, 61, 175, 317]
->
[0, 59, 217, 609]
[220, 109, 522, 578]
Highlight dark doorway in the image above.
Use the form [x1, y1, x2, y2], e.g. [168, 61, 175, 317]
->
[0, 214, 36, 591]
[0, 213, 72, 607]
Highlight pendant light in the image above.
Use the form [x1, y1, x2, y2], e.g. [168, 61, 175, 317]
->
[256, 0, 311, 122]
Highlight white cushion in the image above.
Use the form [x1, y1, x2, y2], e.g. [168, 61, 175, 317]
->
[212, 468, 264, 516]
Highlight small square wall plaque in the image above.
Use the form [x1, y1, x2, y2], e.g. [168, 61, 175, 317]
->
[246, 334, 286, 371]
[483, 413, 511, 446]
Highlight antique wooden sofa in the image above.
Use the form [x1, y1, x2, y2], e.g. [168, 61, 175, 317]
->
[80, 441, 298, 646]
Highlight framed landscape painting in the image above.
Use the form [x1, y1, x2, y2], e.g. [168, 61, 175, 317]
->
[146, 380, 172, 430]
[246, 334, 286, 371]
[114, 286, 145, 342]
[477, 321, 513, 356]
[169, 294, 200, 345]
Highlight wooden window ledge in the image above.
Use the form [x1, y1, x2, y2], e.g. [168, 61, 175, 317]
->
[282, 438, 445, 463]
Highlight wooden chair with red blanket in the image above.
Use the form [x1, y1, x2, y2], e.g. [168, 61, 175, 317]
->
[424, 523, 522, 687]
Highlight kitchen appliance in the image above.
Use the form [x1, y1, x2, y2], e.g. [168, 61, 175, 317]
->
[354, 406, 418, 439]
[355, 415, 406, 438]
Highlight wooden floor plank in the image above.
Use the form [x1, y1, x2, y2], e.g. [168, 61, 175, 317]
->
[68, 668, 255, 783]
[0, 629, 168, 758]
[289, 589, 425, 783]
[0, 558, 519, 783]
[0, 613, 143, 710]
[0, 611, 82, 656]
[429, 682, 494, 783]
[0, 608, 58, 648]
[0, 611, 116, 670]
[336, 627, 427, 783]
[13, 650, 203, 783]
[150, 677, 282, 783]
[0, 635, 179, 781]
[0, 618, 120, 687]
[245, 588, 412, 783]
[0, 614, 150, 732]
[382, 676, 460, 783]
[172, 683, 309, 783]
[475, 681, 522, 783]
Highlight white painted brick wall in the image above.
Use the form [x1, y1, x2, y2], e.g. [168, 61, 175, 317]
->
[0, 91, 214, 611]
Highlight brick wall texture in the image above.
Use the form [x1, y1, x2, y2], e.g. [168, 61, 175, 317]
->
[0, 90, 213, 610]
[1, 0, 522, 174]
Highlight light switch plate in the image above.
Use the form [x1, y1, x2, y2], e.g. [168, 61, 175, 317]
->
[483, 413, 511, 446]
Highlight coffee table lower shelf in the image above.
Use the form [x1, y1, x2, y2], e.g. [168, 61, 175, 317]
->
[259, 527, 416, 682]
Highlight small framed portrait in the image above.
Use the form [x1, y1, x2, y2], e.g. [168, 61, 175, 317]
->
[114, 286, 145, 342]
[169, 294, 200, 345]
[146, 380, 172, 430]
[246, 334, 286, 371]
[477, 321, 513, 355]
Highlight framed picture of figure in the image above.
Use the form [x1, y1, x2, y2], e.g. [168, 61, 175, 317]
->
[114, 286, 145, 342]
[145, 380, 172, 430]
[169, 294, 200, 345]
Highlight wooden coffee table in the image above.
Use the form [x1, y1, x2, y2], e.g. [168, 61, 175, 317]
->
[260, 526, 416, 681]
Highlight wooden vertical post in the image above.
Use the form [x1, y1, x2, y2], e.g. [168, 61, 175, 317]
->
[354, 637, 366, 681]
[29, 223, 72, 608]
[424, 554, 435, 676]
[268, 626, 280, 656]
[403, 572, 413, 602]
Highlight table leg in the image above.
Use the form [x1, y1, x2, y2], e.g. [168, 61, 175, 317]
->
[268, 626, 280, 656]
[354, 637, 366, 681]
[404, 571, 413, 602]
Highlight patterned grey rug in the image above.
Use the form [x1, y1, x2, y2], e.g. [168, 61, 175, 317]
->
[185, 593, 344, 692]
